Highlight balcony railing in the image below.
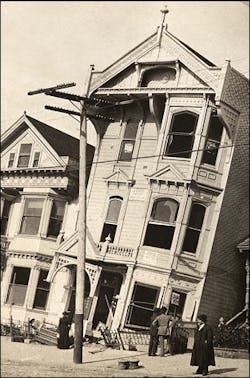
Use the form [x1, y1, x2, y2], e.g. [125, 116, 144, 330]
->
[97, 240, 135, 261]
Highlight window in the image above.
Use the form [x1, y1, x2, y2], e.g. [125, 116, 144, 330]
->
[168, 290, 187, 319]
[17, 143, 32, 167]
[1, 200, 12, 235]
[33, 270, 50, 310]
[20, 199, 44, 235]
[144, 198, 179, 249]
[118, 120, 139, 161]
[8, 153, 15, 168]
[164, 112, 198, 158]
[100, 197, 122, 242]
[47, 200, 65, 238]
[32, 152, 40, 167]
[202, 115, 223, 165]
[125, 283, 159, 329]
[182, 203, 206, 253]
[6, 267, 30, 306]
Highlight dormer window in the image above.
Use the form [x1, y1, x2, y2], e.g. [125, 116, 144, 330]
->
[164, 112, 198, 159]
[17, 143, 32, 167]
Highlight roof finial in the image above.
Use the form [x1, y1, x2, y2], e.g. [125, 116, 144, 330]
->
[161, 5, 169, 30]
[157, 5, 169, 44]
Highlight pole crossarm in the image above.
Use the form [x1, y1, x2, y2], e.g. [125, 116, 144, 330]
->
[45, 90, 116, 106]
[45, 105, 115, 122]
[27, 82, 76, 95]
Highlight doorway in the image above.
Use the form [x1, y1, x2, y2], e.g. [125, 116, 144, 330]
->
[92, 271, 122, 329]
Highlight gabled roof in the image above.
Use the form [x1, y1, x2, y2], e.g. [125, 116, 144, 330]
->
[2, 113, 95, 163]
[26, 115, 80, 160]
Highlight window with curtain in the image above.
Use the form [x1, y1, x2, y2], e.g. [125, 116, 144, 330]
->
[20, 198, 44, 235]
[202, 115, 223, 165]
[118, 120, 139, 161]
[6, 267, 30, 306]
[33, 270, 50, 310]
[47, 200, 65, 238]
[144, 198, 179, 249]
[182, 203, 206, 253]
[17, 143, 32, 167]
[100, 197, 122, 242]
[164, 112, 198, 158]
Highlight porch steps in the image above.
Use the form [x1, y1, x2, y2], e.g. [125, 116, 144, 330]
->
[34, 324, 57, 346]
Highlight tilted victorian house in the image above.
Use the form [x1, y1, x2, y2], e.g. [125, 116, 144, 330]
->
[1, 16, 248, 333]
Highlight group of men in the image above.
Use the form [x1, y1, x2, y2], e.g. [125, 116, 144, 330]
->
[148, 307, 215, 376]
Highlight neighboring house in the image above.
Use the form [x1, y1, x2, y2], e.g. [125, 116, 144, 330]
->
[1, 17, 248, 332]
[0, 113, 94, 325]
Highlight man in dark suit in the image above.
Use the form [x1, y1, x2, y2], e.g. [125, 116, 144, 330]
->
[152, 306, 171, 357]
[190, 314, 215, 376]
[148, 307, 160, 356]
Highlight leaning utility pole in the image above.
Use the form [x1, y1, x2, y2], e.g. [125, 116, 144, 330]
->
[73, 65, 94, 363]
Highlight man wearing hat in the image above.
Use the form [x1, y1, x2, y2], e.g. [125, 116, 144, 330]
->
[190, 314, 215, 376]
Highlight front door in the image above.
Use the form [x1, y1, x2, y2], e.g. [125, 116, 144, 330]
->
[92, 271, 122, 329]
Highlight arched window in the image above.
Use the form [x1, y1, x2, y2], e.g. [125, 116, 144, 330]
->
[202, 115, 223, 165]
[164, 111, 198, 158]
[182, 203, 206, 253]
[100, 196, 123, 242]
[144, 198, 179, 249]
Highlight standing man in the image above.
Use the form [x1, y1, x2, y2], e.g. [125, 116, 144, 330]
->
[152, 306, 171, 357]
[190, 314, 215, 376]
[148, 307, 160, 356]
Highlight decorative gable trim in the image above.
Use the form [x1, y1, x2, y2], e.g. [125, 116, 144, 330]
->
[57, 227, 100, 257]
[145, 164, 188, 187]
[104, 168, 135, 187]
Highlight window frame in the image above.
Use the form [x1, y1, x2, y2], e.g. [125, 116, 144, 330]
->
[143, 197, 179, 250]
[19, 198, 44, 236]
[1, 199, 12, 236]
[100, 196, 123, 243]
[201, 114, 224, 167]
[33, 269, 50, 310]
[164, 111, 199, 159]
[118, 119, 139, 162]
[47, 200, 66, 238]
[17, 143, 32, 168]
[6, 266, 31, 306]
[8, 153, 15, 168]
[181, 202, 206, 254]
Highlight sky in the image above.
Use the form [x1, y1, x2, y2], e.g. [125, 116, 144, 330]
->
[1, 1, 249, 146]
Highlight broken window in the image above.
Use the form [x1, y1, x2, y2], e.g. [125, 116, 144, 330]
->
[202, 115, 223, 165]
[164, 112, 198, 158]
[168, 290, 187, 319]
[20, 198, 44, 235]
[1, 199, 12, 235]
[47, 200, 65, 238]
[118, 120, 139, 161]
[100, 196, 122, 242]
[33, 269, 50, 310]
[17, 143, 32, 167]
[8, 153, 15, 168]
[32, 152, 40, 167]
[144, 198, 179, 249]
[6, 267, 30, 306]
[182, 203, 206, 253]
[125, 283, 159, 329]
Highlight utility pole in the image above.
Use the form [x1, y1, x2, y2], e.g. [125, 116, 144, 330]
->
[28, 67, 114, 364]
[73, 65, 94, 363]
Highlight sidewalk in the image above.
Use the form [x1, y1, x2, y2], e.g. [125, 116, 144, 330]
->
[1, 337, 248, 377]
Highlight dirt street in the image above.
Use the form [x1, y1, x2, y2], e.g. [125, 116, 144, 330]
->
[1, 337, 248, 377]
